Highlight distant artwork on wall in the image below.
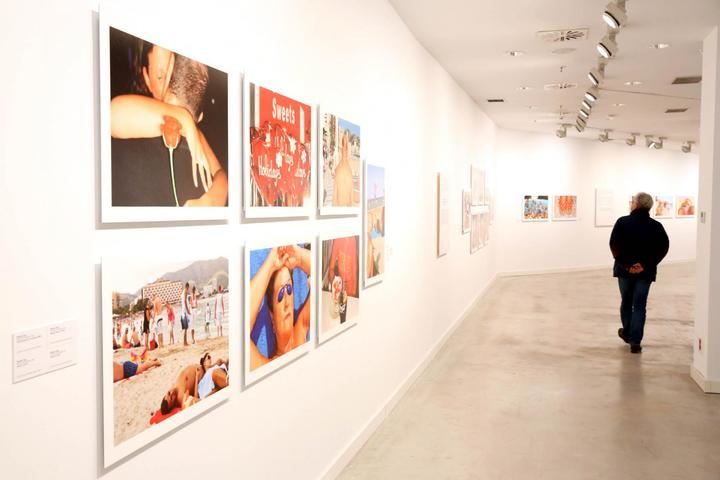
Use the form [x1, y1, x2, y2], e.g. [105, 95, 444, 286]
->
[365, 164, 385, 287]
[676, 195, 696, 218]
[102, 255, 231, 466]
[654, 195, 674, 219]
[437, 173, 449, 257]
[101, 24, 230, 222]
[553, 195, 578, 221]
[245, 242, 313, 384]
[471, 166, 485, 206]
[595, 188, 616, 227]
[319, 234, 360, 343]
[320, 113, 361, 215]
[245, 82, 313, 217]
[462, 190, 471, 234]
[470, 210, 490, 253]
[522, 195, 549, 221]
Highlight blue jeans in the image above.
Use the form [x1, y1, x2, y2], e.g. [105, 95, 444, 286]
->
[618, 277, 652, 346]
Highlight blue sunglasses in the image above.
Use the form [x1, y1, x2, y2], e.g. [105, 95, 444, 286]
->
[277, 283, 293, 303]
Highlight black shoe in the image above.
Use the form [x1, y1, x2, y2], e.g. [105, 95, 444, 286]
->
[618, 328, 629, 344]
[630, 344, 642, 354]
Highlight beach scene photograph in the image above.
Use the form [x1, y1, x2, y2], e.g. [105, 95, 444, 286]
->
[108, 256, 230, 447]
[321, 113, 361, 210]
[366, 164, 385, 283]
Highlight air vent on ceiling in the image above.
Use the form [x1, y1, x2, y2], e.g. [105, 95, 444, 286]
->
[537, 29, 589, 43]
[487, 99, 505, 103]
[665, 108, 689, 113]
[672, 76, 702, 85]
[544, 82, 578, 91]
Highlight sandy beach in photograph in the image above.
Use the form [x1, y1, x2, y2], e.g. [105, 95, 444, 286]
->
[113, 335, 229, 446]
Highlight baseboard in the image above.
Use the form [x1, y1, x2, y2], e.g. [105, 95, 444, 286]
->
[498, 258, 695, 278]
[690, 365, 720, 394]
[319, 274, 498, 480]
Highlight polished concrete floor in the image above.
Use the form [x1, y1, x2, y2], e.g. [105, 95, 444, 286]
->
[340, 263, 720, 480]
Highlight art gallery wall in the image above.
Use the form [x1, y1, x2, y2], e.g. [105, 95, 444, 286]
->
[493, 128, 699, 275]
[0, 0, 497, 479]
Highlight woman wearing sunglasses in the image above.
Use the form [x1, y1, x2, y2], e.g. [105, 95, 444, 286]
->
[249, 244, 311, 370]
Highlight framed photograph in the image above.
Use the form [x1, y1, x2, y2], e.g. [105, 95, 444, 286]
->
[319, 111, 362, 216]
[318, 231, 360, 344]
[522, 195, 549, 222]
[102, 255, 232, 466]
[100, 17, 232, 223]
[462, 190, 471, 234]
[553, 195, 578, 221]
[470, 209, 490, 253]
[243, 80, 315, 218]
[364, 163, 386, 287]
[437, 173, 449, 257]
[654, 195, 674, 219]
[595, 188, 616, 227]
[245, 240, 314, 385]
[676, 195, 697, 218]
[471, 166, 485, 206]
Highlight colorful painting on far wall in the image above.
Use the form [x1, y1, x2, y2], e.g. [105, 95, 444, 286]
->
[319, 234, 360, 343]
[553, 195, 578, 221]
[245, 242, 313, 384]
[676, 195, 696, 218]
[102, 25, 229, 222]
[522, 195, 549, 221]
[462, 190, 471, 233]
[102, 256, 230, 466]
[246, 82, 313, 217]
[320, 113, 361, 215]
[654, 195, 674, 218]
[365, 164, 385, 287]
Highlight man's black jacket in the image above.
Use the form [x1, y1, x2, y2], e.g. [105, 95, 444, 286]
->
[609, 209, 670, 282]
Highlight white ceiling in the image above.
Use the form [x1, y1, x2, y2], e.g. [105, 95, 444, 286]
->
[389, 0, 720, 150]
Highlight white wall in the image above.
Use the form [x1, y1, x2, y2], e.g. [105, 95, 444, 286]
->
[494, 129, 699, 275]
[0, 1, 497, 479]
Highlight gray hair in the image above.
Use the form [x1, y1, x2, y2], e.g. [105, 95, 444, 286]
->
[635, 192, 653, 211]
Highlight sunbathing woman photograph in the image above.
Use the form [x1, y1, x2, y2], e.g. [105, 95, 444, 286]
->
[249, 244, 311, 370]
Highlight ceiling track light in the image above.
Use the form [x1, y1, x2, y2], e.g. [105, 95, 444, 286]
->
[577, 116, 587, 127]
[598, 130, 611, 143]
[582, 99, 593, 110]
[625, 133, 637, 146]
[585, 87, 599, 103]
[645, 135, 664, 149]
[682, 141, 694, 153]
[603, 1, 628, 30]
[588, 63, 606, 87]
[556, 125, 568, 138]
[575, 123, 585, 133]
[597, 31, 619, 59]
[579, 109, 590, 119]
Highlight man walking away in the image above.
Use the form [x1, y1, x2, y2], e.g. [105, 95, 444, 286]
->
[610, 192, 669, 353]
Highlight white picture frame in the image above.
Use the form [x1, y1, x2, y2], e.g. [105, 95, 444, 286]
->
[653, 194, 675, 219]
[364, 162, 386, 287]
[318, 109, 362, 216]
[244, 238, 315, 386]
[522, 195, 550, 222]
[675, 195, 697, 218]
[552, 194, 578, 221]
[462, 190, 471, 234]
[99, 7, 233, 223]
[317, 229, 361, 344]
[243, 78, 316, 219]
[594, 188, 616, 227]
[471, 165, 485, 206]
[102, 251, 235, 467]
